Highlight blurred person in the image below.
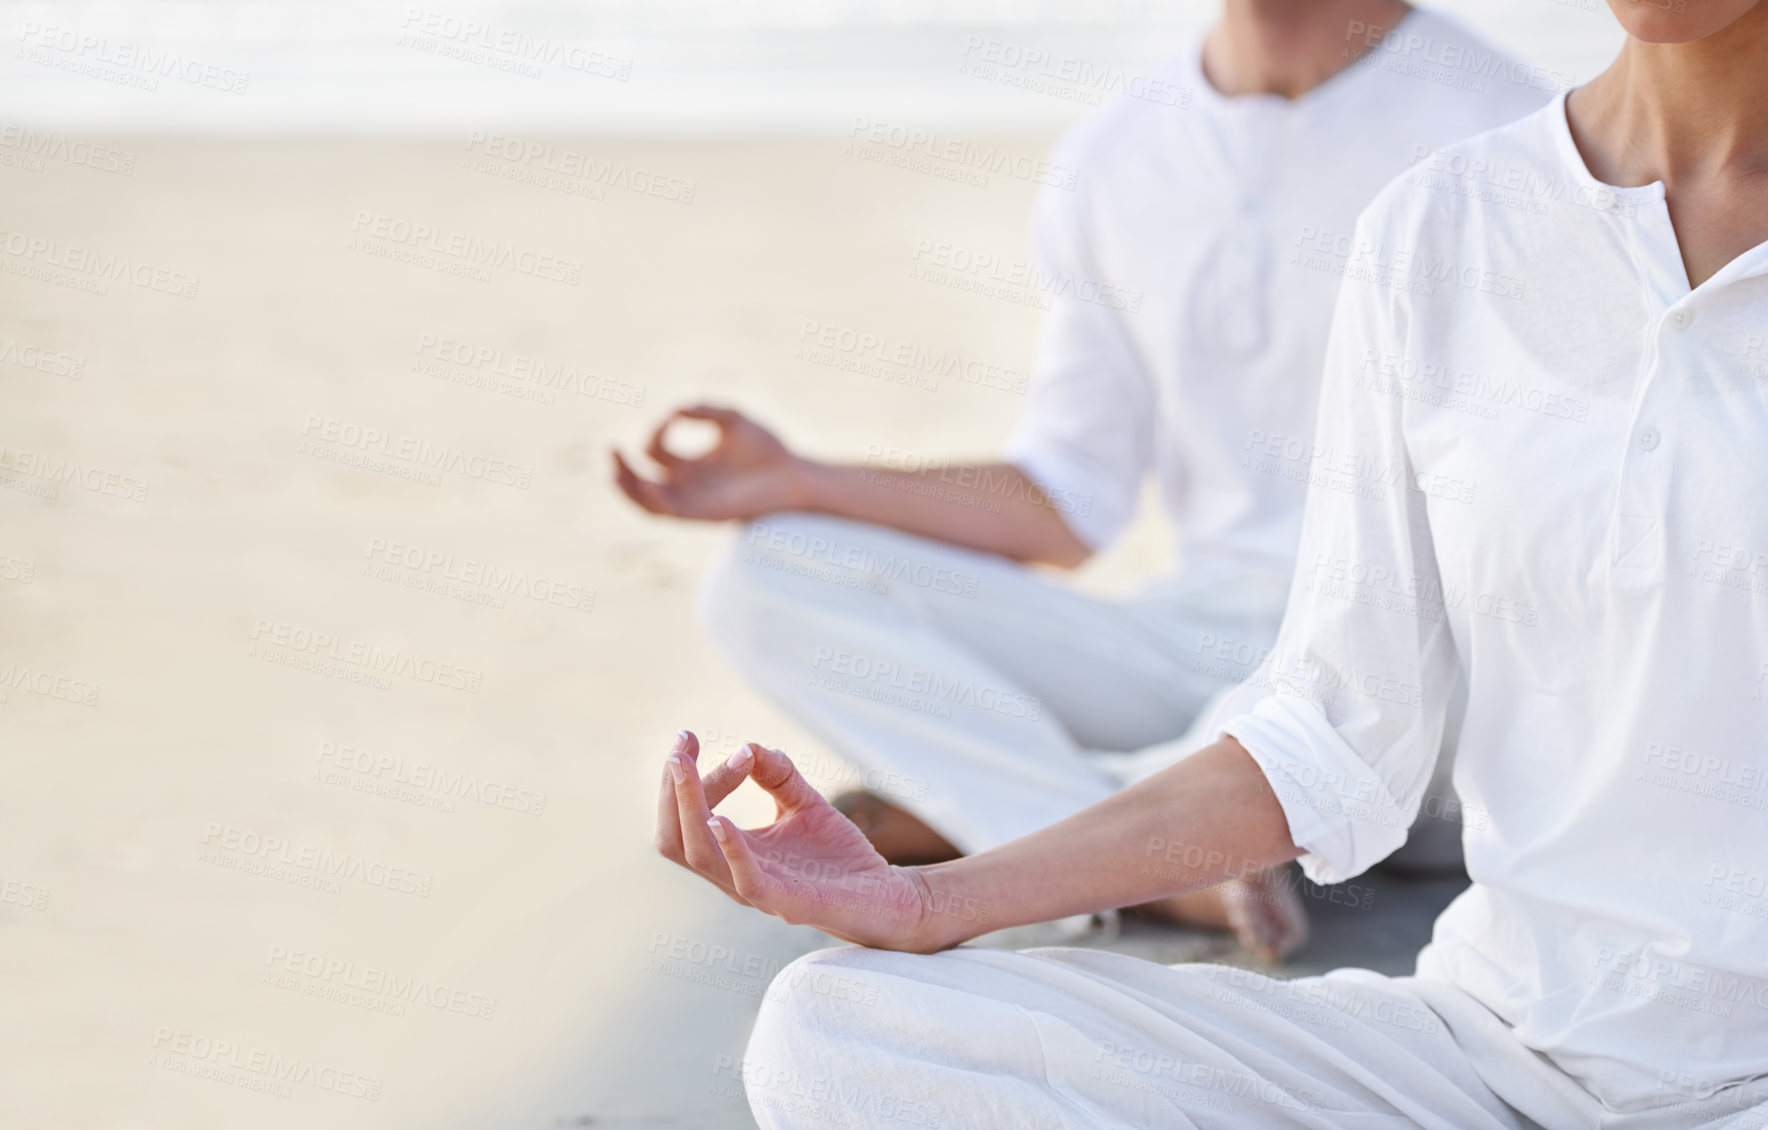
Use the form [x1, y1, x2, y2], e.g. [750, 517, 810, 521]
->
[618, 0, 1548, 957]
[656, 0, 1768, 1125]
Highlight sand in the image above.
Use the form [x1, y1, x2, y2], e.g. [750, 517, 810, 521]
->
[0, 136, 1457, 1129]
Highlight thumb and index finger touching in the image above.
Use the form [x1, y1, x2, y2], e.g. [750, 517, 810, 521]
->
[665, 733, 815, 827]
[645, 403, 742, 464]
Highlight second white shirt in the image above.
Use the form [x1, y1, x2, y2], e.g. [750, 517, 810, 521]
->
[1007, 9, 1550, 619]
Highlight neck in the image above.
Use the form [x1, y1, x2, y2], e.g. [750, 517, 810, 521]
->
[1203, 0, 1413, 99]
[1572, 7, 1768, 184]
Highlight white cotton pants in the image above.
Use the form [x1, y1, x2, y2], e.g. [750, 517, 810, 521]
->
[741, 946, 1768, 1130]
[700, 512, 1462, 864]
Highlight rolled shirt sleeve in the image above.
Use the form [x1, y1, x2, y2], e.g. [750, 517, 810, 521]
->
[1004, 164, 1159, 552]
[1208, 205, 1462, 885]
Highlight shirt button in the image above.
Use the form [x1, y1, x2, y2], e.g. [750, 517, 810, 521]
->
[1669, 309, 1691, 329]
[1639, 428, 1660, 451]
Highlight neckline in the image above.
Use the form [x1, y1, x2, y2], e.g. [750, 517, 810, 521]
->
[1188, 6, 1424, 116]
[1550, 87, 1768, 293]
[1547, 88, 1665, 204]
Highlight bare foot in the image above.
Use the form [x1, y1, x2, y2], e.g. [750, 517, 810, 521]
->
[830, 791, 962, 866]
[1131, 867, 1310, 963]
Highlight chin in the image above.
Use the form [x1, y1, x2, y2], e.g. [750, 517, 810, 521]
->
[1606, 0, 1763, 42]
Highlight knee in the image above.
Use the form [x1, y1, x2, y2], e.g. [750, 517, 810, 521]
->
[696, 512, 869, 660]
[696, 518, 782, 659]
[746, 947, 891, 1078]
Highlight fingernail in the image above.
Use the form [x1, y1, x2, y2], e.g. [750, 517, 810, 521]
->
[666, 756, 685, 783]
[707, 816, 727, 841]
[672, 730, 689, 754]
[730, 745, 753, 770]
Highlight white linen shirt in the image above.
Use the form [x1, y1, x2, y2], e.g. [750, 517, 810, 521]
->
[1006, 9, 1549, 612]
[1215, 93, 1768, 1112]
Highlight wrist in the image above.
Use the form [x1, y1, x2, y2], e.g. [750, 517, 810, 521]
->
[900, 860, 992, 952]
[784, 455, 832, 513]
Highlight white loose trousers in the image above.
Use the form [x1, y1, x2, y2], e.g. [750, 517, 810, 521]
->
[743, 947, 1768, 1130]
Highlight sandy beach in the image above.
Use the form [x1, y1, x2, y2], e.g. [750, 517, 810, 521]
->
[1, 135, 1462, 1128]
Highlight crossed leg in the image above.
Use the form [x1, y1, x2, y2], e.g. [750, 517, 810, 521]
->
[744, 946, 1548, 1130]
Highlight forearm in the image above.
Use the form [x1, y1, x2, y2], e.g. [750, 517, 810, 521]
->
[908, 737, 1301, 951]
[794, 458, 1091, 567]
